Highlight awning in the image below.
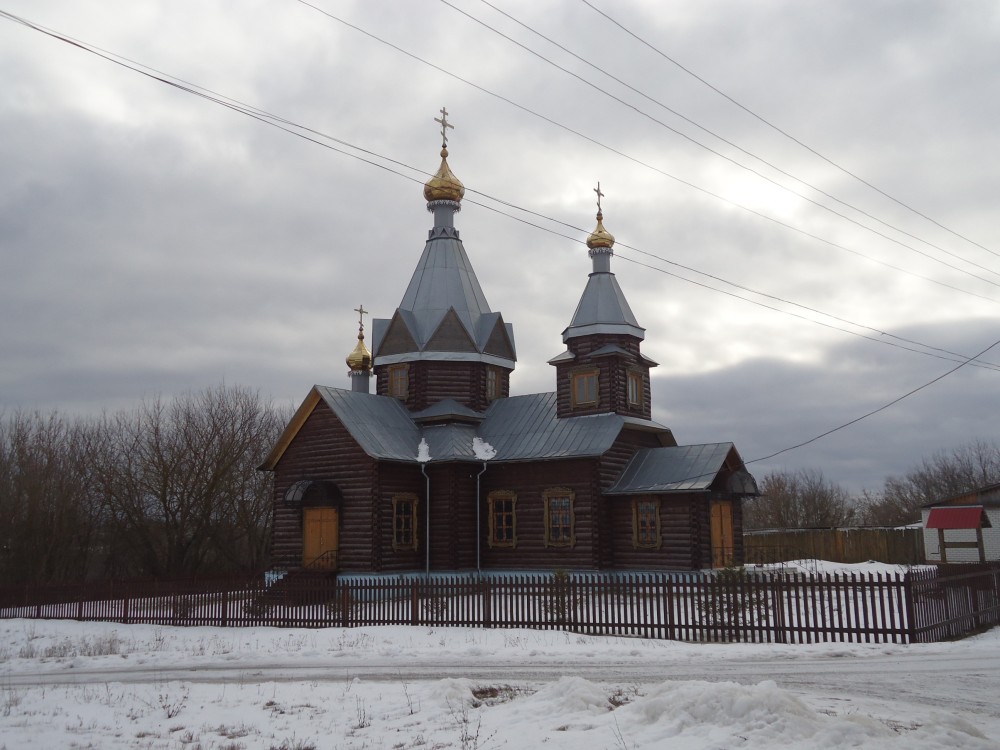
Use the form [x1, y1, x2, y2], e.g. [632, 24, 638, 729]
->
[926, 506, 991, 530]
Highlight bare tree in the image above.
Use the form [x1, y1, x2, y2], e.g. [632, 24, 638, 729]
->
[743, 468, 856, 530]
[95, 384, 282, 577]
[0, 411, 101, 583]
[860, 439, 1000, 526]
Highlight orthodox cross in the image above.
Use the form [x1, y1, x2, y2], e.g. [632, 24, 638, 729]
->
[434, 106, 454, 147]
[594, 181, 604, 212]
[354, 304, 368, 333]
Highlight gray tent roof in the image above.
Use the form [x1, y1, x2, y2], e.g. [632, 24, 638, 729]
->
[371, 213, 515, 366]
[605, 443, 752, 494]
[313, 387, 672, 464]
[562, 270, 644, 343]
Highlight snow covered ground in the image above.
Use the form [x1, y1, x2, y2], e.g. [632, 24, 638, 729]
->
[1, 563, 998, 749]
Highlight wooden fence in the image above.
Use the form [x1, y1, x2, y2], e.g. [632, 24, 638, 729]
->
[744, 527, 926, 565]
[1, 565, 997, 644]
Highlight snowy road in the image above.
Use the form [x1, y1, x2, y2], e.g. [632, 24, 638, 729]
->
[7, 641, 999, 718]
[3, 619, 999, 749]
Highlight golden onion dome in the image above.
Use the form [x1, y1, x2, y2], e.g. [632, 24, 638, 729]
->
[423, 147, 465, 203]
[586, 211, 615, 249]
[346, 331, 372, 372]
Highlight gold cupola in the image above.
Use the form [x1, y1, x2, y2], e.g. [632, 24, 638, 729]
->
[586, 210, 615, 250]
[346, 304, 372, 380]
[346, 330, 372, 372]
[586, 181, 614, 250]
[423, 107, 465, 203]
[423, 146, 465, 203]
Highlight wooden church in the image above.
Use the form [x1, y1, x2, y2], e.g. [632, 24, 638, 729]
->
[260, 115, 758, 575]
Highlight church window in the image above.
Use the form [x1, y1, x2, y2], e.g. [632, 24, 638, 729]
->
[632, 498, 661, 548]
[543, 488, 575, 547]
[627, 371, 643, 407]
[391, 494, 418, 551]
[487, 491, 517, 548]
[571, 370, 598, 407]
[486, 367, 499, 401]
[388, 364, 409, 399]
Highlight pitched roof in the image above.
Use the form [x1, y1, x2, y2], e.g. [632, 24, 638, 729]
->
[478, 392, 670, 461]
[260, 386, 675, 469]
[926, 506, 992, 529]
[562, 269, 644, 342]
[372, 219, 515, 366]
[605, 443, 752, 494]
[923, 482, 1000, 508]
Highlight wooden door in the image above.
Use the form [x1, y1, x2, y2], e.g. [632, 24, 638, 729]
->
[303, 507, 339, 569]
[710, 500, 734, 568]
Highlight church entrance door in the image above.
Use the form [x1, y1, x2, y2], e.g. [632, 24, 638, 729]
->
[303, 507, 339, 570]
[710, 500, 734, 568]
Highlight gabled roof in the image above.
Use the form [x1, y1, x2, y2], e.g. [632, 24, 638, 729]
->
[923, 482, 1000, 508]
[605, 443, 755, 495]
[926, 506, 992, 529]
[260, 386, 675, 470]
[478, 392, 671, 462]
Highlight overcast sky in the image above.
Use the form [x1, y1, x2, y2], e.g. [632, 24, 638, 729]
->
[2, 1, 999, 493]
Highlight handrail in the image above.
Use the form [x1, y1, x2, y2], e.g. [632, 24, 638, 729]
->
[304, 549, 338, 571]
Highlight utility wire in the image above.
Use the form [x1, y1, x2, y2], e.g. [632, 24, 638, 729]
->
[580, 0, 1000, 260]
[451, 0, 1000, 285]
[3, 7, 997, 468]
[748, 334, 1000, 464]
[289, 0, 999, 305]
[474, 0, 1000, 281]
[3, 6, 998, 376]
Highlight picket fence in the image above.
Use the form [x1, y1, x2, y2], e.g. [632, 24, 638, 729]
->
[1, 564, 997, 645]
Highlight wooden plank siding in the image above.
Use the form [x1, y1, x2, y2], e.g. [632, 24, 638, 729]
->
[554, 333, 651, 420]
[373, 462, 426, 573]
[478, 459, 600, 570]
[271, 403, 377, 572]
[374, 361, 511, 412]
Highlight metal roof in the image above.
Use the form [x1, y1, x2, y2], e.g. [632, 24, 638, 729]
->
[412, 398, 484, 424]
[926, 506, 991, 529]
[562, 270, 644, 343]
[315, 386, 421, 461]
[371, 208, 515, 366]
[314, 387, 672, 464]
[605, 443, 738, 494]
[479, 392, 641, 461]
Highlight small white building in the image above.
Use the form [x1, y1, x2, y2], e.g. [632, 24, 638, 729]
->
[922, 483, 1000, 563]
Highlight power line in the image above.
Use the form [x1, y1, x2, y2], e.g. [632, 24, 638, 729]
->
[288, 0, 999, 305]
[579, 0, 1000, 261]
[6, 1, 1000, 473]
[453, 0, 1000, 286]
[748, 334, 1000, 464]
[3, 6, 998, 377]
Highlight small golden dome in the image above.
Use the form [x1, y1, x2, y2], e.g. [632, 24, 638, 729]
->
[423, 147, 465, 203]
[586, 211, 615, 249]
[346, 332, 372, 372]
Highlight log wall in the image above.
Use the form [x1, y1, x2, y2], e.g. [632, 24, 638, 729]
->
[271, 403, 376, 572]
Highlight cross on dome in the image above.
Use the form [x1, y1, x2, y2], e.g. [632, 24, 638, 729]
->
[434, 107, 454, 147]
[354, 304, 368, 333]
[594, 181, 604, 212]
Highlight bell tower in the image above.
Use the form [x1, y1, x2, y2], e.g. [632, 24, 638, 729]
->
[551, 184, 656, 419]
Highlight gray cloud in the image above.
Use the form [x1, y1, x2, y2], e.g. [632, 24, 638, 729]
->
[1, 1, 997, 494]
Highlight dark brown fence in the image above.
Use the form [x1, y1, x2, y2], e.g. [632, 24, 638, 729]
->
[1, 565, 997, 644]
